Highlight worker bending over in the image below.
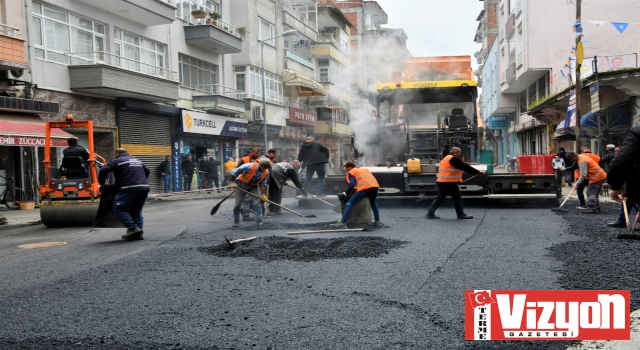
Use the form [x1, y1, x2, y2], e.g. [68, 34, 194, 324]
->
[426, 147, 483, 219]
[229, 158, 270, 227]
[269, 160, 307, 214]
[333, 162, 382, 228]
[565, 151, 607, 213]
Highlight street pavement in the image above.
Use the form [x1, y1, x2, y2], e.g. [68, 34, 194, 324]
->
[0, 194, 637, 349]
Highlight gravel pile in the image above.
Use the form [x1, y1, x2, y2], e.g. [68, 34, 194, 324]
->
[199, 236, 407, 262]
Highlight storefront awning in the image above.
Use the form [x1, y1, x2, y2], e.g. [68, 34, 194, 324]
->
[308, 95, 346, 109]
[0, 114, 74, 147]
[507, 119, 541, 134]
[283, 69, 326, 97]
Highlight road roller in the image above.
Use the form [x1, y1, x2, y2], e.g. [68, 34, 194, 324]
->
[39, 115, 105, 227]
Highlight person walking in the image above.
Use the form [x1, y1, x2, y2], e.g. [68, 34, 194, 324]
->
[562, 146, 600, 209]
[565, 151, 607, 213]
[426, 147, 483, 219]
[229, 159, 271, 227]
[332, 162, 382, 228]
[608, 126, 640, 228]
[222, 157, 237, 187]
[98, 148, 150, 241]
[181, 155, 196, 192]
[268, 160, 307, 214]
[157, 155, 172, 193]
[200, 156, 221, 193]
[298, 136, 330, 196]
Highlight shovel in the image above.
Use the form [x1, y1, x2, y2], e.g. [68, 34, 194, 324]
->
[210, 190, 236, 216]
[284, 183, 335, 208]
[233, 186, 316, 218]
[617, 199, 640, 239]
[551, 187, 576, 212]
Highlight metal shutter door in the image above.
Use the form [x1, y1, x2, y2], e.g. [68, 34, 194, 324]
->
[119, 112, 172, 194]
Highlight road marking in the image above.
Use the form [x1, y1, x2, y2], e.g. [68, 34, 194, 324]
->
[18, 242, 68, 249]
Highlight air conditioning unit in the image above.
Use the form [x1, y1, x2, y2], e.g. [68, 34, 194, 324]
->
[0, 69, 32, 83]
[252, 106, 263, 121]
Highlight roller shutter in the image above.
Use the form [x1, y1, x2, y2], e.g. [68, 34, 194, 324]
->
[119, 111, 173, 194]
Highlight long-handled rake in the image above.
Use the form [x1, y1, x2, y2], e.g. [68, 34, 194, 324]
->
[284, 183, 335, 208]
[551, 187, 576, 212]
[234, 186, 316, 218]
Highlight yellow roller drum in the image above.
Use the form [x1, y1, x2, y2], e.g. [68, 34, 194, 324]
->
[40, 200, 99, 227]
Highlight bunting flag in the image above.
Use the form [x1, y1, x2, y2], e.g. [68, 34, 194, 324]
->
[611, 22, 629, 33]
[585, 20, 640, 33]
[587, 20, 605, 27]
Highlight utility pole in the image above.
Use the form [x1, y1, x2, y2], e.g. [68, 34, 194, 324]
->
[574, 0, 582, 152]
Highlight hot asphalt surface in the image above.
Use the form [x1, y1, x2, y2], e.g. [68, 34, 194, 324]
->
[0, 195, 637, 349]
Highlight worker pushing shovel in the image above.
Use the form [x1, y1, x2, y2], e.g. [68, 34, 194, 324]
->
[228, 158, 271, 228]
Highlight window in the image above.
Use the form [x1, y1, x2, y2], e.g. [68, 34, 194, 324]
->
[114, 30, 166, 75]
[318, 58, 350, 90]
[332, 109, 349, 123]
[32, 3, 105, 64]
[258, 18, 275, 46]
[176, 0, 219, 24]
[179, 54, 219, 93]
[235, 66, 282, 105]
[283, 28, 312, 61]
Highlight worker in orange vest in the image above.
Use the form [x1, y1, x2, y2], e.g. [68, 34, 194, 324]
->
[426, 147, 484, 219]
[562, 146, 601, 209]
[565, 151, 607, 213]
[229, 158, 271, 227]
[332, 162, 382, 229]
[236, 147, 261, 221]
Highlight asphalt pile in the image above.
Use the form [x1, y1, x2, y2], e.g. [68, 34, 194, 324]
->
[199, 236, 407, 262]
[229, 220, 386, 232]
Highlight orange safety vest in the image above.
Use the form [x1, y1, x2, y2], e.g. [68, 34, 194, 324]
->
[238, 156, 257, 167]
[577, 154, 607, 184]
[574, 152, 601, 179]
[237, 163, 269, 187]
[346, 168, 379, 191]
[437, 155, 463, 183]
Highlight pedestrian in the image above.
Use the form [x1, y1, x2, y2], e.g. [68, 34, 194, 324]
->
[268, 160, 307, 214]
[608, 126, 640, 228]
[98, 148, 150, 241]
[181, 155, 196, 192]
[200, 155, 221, 193]
[600, 144, 616, 172]
[157, 155, 172, 193]
[426, 147, 483, 219]
[556, 147, 571, 185]
[332, 162, 382, 228]
[565, 151, 607, 213]
[229, 158, 270, 227]
[298, 136, 330, 196]
[562, 146, 600, 209]
[62, 138, 89, 161]
[222, 157, 237, 187]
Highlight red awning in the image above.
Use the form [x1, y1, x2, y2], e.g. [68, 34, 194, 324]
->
[0, 114, 74, 139]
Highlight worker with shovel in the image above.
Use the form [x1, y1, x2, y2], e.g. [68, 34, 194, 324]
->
[565, 151, 607, 213]
[229, 158, 271, 227]
[332, 162, 382, 229]
[268, 160, 307, 215]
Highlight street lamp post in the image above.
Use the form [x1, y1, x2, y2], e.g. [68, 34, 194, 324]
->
[260, 29, 297, 153]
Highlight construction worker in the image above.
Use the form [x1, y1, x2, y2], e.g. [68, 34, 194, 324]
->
[259, 149, 278, 163]
[237, 147, 261, 166]
[63, 138, 89, 161]
[562, 146, 600, 209]
[268, 160, 307, 214]
[229, 158, 270, 227]
[333, 162, 382, 228]
[608, 126, 640, 227]
[98, 148, 150, 241]
[565, 151, 607, 213]
[237, 148, 260, 220]
[426, 147, 483, 219]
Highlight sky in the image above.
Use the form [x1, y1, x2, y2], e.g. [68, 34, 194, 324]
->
[375, 0, 485, 70]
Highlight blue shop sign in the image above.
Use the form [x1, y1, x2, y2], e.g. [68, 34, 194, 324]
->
[489, 115, 509, 129]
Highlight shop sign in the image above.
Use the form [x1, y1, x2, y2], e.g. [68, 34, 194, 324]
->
[181, 110, 248, 138]
[172, 139, 182, 192]
[288, 108, 317, 126]
[489, 116, 509, 130]
[248, 124, 282, 136]
[0, 135, 67, 147]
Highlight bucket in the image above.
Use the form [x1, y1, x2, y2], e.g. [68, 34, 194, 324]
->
[19, 201, 35, 210]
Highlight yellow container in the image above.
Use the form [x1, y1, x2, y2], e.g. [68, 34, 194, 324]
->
[19, 201, 35, 210]
[407, 158, 421, 174]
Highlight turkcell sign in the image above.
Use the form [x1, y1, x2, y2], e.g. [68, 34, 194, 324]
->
[181, 110, 248, 138]
[465, 290, 630, 340]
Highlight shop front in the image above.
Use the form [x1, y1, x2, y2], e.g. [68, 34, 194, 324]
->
[238, 124, 283, 157]
[178, 110, 248, 191]
[0, 113, 72, 202]
[274, 106, 317, 162]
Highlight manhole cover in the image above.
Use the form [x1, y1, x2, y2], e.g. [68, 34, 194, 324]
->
[199, 236, 407, 262]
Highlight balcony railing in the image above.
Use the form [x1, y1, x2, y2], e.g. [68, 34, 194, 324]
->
[506, 62, 516, 83]
[500, 28, 504, 42]
[516, 1, 523, 17]
[66, 51, 178, 81]
[190, 84, 246, 100]
[282, 1, 318, 31]
[505, 13, 515, 38]
[285, 49, 314, 69]
[316, 76, 337, 84]
[184, 17, 242, 39]
[0, 23, 20, 38]
[501, 71, 506, 86]
[316, 34, 349, 55]
[285, 101, 314, 111]
[517, 52, 523, 68]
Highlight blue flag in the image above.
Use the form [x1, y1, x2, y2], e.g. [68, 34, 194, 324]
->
[611, 22, 629, 33]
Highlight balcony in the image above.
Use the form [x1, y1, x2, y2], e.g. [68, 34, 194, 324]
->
[516, 1, 523, 18]
[184, 19, 243, 55]
[506, 62, 516, 84]
[500, 71, 506, 86]
[282, 1, 318, 40]
[67, 52, 179, 102]
[505, 13, 516, 38]
[285, 101, 315, 111]
[314, 120, 351, 136]
[316, 33, 349, 56]
[363, 1, 389, 25]
[74, 0, 175, 26]
[316, 76, 337, 84]
[500, 28, 504, 43]
[517, 52, 523, 69]
[192, 85, 246, 116]
[0, 24, 27, 70]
